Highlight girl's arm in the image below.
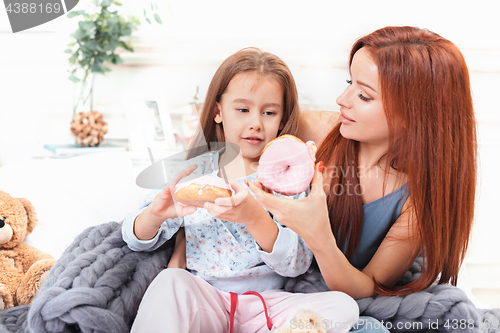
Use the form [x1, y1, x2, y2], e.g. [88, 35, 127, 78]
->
[204, 180, 279, 252]
[206, 180, 313, 276]
[297, 110, 339, 146]
[122, 165, 198, 252]
[133, 164, 198, 240]
[248, 165, 420, 299]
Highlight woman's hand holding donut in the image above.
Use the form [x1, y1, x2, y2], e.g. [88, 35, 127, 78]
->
[247, 162, 337, 253]
[134, 164, 198, 240]
[204, 180, 279, 253]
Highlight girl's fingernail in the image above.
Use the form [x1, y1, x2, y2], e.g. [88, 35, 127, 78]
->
[244, 179, 249, 187]
[318, 161, 324, 173]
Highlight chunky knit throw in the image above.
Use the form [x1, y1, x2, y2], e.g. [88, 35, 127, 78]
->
[0, 221, 498, 333]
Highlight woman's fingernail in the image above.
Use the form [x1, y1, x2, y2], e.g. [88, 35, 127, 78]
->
[318, 161, 324, 173]
[244, 179, 249, 187]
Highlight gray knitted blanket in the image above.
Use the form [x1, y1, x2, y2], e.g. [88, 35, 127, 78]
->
[0, 221, 498, 333]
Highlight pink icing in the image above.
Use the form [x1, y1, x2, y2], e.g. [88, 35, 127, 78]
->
[257, 136, 316, 195]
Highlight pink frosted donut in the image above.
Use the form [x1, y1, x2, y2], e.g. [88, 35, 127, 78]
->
[257, 135, 316, 195]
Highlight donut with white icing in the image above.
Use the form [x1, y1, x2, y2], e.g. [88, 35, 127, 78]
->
[174, 173, 232, 208]
[257, 135, 316, 195]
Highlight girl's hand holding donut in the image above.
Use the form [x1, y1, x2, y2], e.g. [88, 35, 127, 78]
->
[134, 164, 199, 241]
[140, 165, 199, 229]
[203, 179, 266, 225]
[205, 179, 279, 253]
[150, 164, 199, 221]
[247, 162, 336, 253]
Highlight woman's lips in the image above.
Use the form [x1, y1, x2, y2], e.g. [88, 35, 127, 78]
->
[339, 112, 356, 124]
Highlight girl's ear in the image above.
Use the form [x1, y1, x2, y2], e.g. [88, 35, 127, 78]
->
[278, 121, 284, 131]
[214, 102, 223, 124]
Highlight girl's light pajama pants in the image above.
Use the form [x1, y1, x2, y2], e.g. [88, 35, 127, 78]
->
[131, 268, 360, 333]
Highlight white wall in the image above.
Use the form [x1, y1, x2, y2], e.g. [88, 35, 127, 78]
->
[1, 0, 499, 306]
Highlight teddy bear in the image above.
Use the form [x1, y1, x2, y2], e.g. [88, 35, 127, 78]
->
[0, 190, 57, 310]
[273, 310, 326, 333]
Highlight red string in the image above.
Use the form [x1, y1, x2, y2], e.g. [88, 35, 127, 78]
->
[229, 292, 238, 333]
[229, 291, 273, 332]
[242, 291, 273, 330]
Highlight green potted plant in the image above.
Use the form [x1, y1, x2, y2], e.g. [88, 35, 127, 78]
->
[65, 0, 141, 146]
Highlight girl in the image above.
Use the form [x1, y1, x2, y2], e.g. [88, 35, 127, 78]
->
[122, 48, 359, 333]
[248, 26, 477, 300]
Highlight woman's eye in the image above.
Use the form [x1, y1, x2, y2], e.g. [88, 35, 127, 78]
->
[358, 93, 373, 101]
[346, 79, 352, 85]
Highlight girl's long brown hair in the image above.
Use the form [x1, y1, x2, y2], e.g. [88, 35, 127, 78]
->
[316, 26, 477, 295]
[187, 47, 300, 159]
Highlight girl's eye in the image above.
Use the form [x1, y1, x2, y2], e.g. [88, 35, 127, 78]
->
[237, 108, 249, 113]
[346, 79, 352, 85]
[358, 93, 373, 101]
[264, 111, 276, 116]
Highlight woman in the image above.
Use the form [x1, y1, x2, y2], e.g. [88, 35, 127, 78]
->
[248, 25, 477, 298]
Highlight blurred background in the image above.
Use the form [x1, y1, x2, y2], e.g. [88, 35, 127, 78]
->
[0, 0, 499, 307]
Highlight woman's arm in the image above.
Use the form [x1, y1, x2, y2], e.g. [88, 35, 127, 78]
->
[313, 200, 420, 298]
[248, 166, 420, 299]
[361, 201, 420, 288]
[167, 228, 187, 269]
[297, 110, 339, 146]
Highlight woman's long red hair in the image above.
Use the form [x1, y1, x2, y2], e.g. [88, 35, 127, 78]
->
[316, 26, 477, 295]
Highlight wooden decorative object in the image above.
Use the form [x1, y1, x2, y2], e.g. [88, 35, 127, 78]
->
[70, 111, 108, 147]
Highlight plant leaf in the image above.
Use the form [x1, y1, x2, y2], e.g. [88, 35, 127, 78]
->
[69, 52, 78, 64]
[131, 16, 141, 26]
[90, 61, 106, 74]
[69, 75, 81, 83]
[107, 17, 117, 27]
[78, 21, 94, 31]
[119, 41, 132, 52]
[115, 55, 124, 64]
[154, 13, 162, 24]
[79, 57, 91, 67]
[64, 48, 73, 54]
[110, 54, 123, 65]
[67, 10, 84, 18]
[145, 17, 151, 24]
[121, 27, 132, 35]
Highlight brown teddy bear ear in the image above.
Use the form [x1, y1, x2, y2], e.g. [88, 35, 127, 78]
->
[16, 197, 38, 234]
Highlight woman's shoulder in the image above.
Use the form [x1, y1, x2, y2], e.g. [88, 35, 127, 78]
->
[297, 110, 339, 146]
